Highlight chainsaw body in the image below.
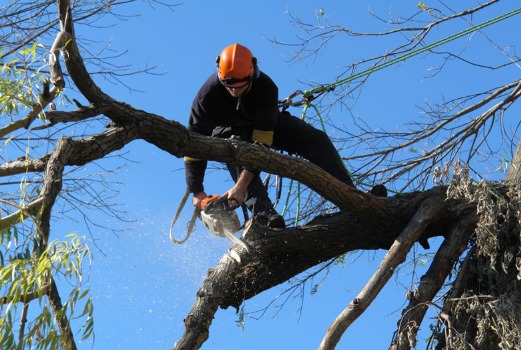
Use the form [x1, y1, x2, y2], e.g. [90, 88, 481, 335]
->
[198, 195, 248, 251]
[199, 195, 241, 237]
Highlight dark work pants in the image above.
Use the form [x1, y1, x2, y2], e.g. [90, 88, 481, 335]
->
[272, 111, 354, 188]
[215, 111, 354, 217]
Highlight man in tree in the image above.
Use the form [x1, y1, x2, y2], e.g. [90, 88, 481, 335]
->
[184, 43, 355, 228]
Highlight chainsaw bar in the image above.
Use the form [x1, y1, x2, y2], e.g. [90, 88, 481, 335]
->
[200, 197, 249, 251]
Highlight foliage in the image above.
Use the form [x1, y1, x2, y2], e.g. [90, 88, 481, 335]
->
[1, 43, 94, 349]
[1, 42, 46, 120]
[0, 234, 93, 349]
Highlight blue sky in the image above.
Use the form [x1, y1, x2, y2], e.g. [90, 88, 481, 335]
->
[46, 1, 521, 349]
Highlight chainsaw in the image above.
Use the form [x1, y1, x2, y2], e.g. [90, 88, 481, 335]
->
[197, 195, 249, 251]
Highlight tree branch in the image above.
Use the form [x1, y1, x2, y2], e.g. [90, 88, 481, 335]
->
[57, 1, 115, 104]
[35, 103, 111, 129]
[0, 283, 51, 305]
[0, 197, 44, 232]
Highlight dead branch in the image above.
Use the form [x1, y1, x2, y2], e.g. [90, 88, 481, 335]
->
[391, 211, 477, 350]
[318, 193, 445, 350]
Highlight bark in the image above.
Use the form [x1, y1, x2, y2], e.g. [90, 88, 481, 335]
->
[48, 278, 77, 350]
[36, 137, 78, 347]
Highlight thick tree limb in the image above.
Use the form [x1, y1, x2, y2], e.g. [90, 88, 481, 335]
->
[1, 109, 388, 222]
[0, 125, 139, 178]
[173, 255, 240, 350]
[173, 187, 479, 350]
[181, 133, 392, 219]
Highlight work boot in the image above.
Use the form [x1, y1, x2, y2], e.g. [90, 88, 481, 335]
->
[255, 211, 286, 229]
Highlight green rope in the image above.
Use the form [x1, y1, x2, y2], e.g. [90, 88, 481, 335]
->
[301, 7, 521, 99]
[295, 181, 301, 226]
[280, 174, 294, 218]
[281, 99, 353, 224]
[281, 107, 308, 222]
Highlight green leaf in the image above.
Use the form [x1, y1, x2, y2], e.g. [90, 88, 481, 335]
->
[417, 2, 427, 11]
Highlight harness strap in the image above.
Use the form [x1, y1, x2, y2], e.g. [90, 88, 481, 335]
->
[170, 190, 199, 245]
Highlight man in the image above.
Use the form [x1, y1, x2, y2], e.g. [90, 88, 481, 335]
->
[184, 43, 355, 229]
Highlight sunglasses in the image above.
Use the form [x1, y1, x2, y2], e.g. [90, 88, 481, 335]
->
[220, 77, 250, 89]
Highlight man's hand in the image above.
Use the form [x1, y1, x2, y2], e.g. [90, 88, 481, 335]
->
[222, 169, 255, 205]
[192, 191, 208, 208]
[222, 185, 247, 206]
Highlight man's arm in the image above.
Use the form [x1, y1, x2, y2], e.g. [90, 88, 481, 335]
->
[185, 157, 207, 201]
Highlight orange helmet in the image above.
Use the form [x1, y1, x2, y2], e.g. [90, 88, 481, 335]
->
[217, 43, 256, 87]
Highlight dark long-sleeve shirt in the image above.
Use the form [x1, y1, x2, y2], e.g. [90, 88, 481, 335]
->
[185, 72, 280, 193]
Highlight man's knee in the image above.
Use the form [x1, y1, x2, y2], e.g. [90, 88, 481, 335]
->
[303, 128, 335, 157]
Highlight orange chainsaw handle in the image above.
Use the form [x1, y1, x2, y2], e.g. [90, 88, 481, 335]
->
[199, 194, 220, 210]
[199, 195, 240, 211]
